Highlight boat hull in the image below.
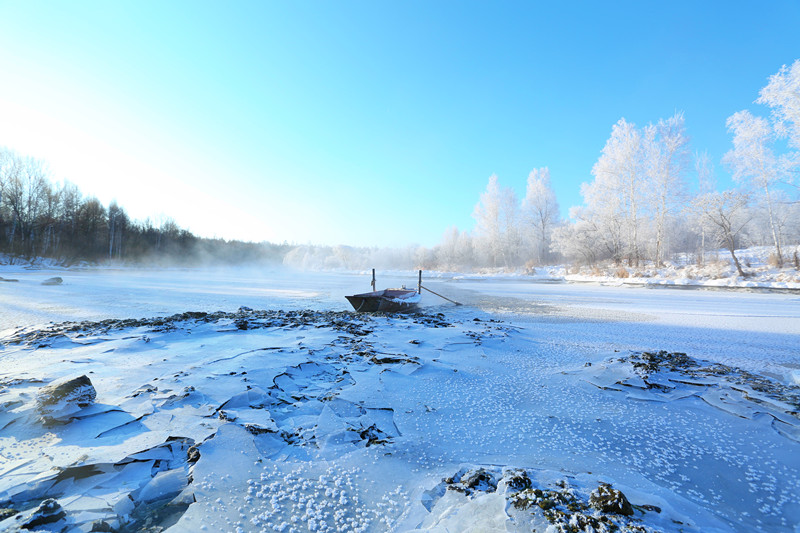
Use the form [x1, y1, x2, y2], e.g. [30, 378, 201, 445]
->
[345, 289, 420, 313]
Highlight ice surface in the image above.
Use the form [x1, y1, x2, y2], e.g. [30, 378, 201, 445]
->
[0, 267, 799, 531]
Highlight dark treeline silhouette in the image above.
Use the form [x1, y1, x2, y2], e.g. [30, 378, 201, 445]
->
[0, 146, 289, 265]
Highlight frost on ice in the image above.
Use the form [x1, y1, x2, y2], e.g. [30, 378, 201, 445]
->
[0, 305, 799, 532]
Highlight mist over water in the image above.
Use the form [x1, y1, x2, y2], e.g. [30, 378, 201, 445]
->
[0, 265, 455, 329]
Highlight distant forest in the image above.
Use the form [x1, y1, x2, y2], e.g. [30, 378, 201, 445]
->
[0, 146, 289, 265]
[2, 61, 799, 272]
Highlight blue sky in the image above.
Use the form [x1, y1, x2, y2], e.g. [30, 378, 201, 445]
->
[0, 1, 798, 247]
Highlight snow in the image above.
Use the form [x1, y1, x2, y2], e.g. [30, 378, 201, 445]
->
[1, 264, 799, 532]
[560, 246, 800, 290]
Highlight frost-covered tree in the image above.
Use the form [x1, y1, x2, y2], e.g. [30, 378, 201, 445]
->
[551, 207, 603, 266]
[472, 174, 519, 268]
[757, 59, 800, 151]
[521, 167, 560, 265]
[437, 226, 459, 270]
[591, 118, 645, 265]
[643, 112, 689, 266]
[723, 110, 786, 264]
[692, 150, 716, 265]
[436, 226, 475, 271]
[692, 190, 751, 277]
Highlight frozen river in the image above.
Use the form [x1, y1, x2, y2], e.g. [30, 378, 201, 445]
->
[1, 266, 800, 531]
[3, 266, 799, 331]
[3, 266, 798, 378]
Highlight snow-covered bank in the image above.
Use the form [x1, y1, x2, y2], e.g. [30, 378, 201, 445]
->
[562, 246, 800, 291]
[1, 268, 799, 532]
[315, 246, 800, 291]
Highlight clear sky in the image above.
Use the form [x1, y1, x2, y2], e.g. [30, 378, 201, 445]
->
[1, 1, 798, 247]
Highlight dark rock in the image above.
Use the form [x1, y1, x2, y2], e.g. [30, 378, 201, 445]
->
[504, 469, 532, 491]
[0, 508, 19, 520]
[244, 423, 277, 435]
[36, 375, 97, 424]
[446, 468, 498, 494]
[589, 483, 634, 516]
[21, 499, 66, 529]
[640, 504, 662, 513]
[357, 424, 392, 446]
[90, 520, 115, 532]
[186, 445, 200, 463]
[41, 277, 63, 286]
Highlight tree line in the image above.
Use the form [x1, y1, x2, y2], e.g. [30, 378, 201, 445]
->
[0, 147, 289, 265]
[4, 60, 799, 273]
[436, 59, 800, 273]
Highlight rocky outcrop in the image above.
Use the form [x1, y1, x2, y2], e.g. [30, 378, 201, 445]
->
[0, 508, 19, 520]
[21, 499, 67, 530]
[36, 375, 97, 425]
[589, 482, 634, 516]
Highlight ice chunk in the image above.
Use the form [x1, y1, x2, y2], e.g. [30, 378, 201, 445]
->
[168, 424, 261, 531]
[218, 386, 270, 409]
[136, 468, 188, 504]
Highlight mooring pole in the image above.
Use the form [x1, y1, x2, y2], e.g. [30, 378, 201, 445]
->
[420, 285, 462, 306]
[418, 270, 422, 294]
[371, 269, 376, 292]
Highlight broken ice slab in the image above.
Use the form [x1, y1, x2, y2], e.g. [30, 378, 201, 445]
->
[772, 418, 800, 442]
[135, 467, 189, 504]
[358, 407, 400, 439]
[117, 395, 156, 418]
[668, 376, 720, 387]
[218, 386, 270, 410]
[700, 390, 757, 419]
[314, 404, 362, 453]
[640, 372, 676, 390]
[60, 409, 138, 440]
[574, 364, 634, 391]
[168, 424, 262, 532]
[729, 384, 799, 414]
[625, 389, 697, 402]
[220, 408, 278, 433]
[616, 375, 648, 389]
[323, 397, 367, 418]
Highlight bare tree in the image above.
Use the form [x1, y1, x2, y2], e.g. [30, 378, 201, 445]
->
[0, 151, 50, 258]
[692, 190, 751, 277]
[108, 201, 129, 260]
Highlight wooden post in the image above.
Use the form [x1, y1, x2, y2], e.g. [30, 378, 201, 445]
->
[371, 269, 376, 292]
[418, 270, 422, 294]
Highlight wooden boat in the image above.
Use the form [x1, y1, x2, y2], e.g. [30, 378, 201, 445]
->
[346, 288, 420, 313]
[346, 269, 422, 312]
